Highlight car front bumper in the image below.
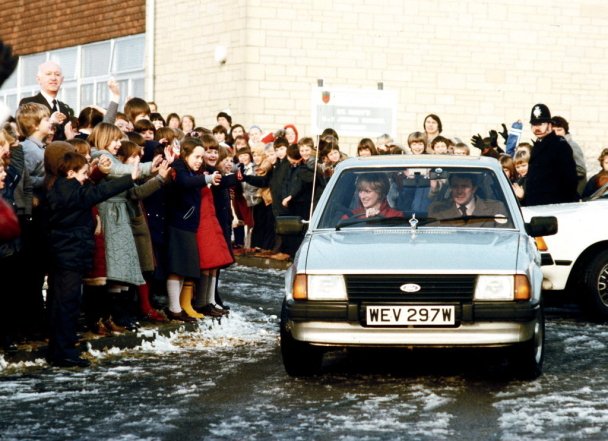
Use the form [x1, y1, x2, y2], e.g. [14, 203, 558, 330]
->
[284, 300, 540, 347]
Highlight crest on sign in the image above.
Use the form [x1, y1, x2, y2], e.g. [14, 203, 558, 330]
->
[322, 91, 330, 104]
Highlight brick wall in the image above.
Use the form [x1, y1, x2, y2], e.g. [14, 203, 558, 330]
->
[0, 0, 145, 55]
[153, 0, 608, 168]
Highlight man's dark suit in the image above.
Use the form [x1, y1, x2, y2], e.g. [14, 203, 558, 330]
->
[428, 197, 510, 228]
[19, 92, 74, 141]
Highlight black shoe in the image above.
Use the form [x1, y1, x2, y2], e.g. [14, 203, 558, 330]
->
[165, 309, 198, 323]
[198, 304, 228, 317]
[49, 357, 91, 368]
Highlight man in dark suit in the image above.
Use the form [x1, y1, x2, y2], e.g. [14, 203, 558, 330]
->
[428, 173, 510, 227]
[19, 61, 74, 141]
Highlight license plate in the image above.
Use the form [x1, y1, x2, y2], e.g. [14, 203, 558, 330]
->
[366, 305, 455, 326]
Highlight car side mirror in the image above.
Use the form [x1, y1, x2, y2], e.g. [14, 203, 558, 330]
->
[275, 216, 307, 235]
[525, 216, 558, 237]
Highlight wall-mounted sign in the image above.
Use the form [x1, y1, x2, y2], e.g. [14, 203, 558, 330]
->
[311, 87, 398, 137]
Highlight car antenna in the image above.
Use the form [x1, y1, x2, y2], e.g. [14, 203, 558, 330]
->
[309, 134, 321, 221]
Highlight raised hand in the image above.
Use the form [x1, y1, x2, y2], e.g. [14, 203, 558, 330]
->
[499, 123, 508, 142]
[470, 134, 484, 150]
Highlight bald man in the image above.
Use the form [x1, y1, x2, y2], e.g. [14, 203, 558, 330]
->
[19, 61, 74, 141]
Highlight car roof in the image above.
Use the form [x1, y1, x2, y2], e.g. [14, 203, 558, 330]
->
[334, 154, 501, 173]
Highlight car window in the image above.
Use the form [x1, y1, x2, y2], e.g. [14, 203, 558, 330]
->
[317, 167, 514, 229]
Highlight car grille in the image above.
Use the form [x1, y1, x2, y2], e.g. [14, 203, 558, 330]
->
[345, 274, 475, 302]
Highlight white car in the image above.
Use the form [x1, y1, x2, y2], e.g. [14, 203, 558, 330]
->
[522, 184, 608, 319]
[277, 156, 557, 379]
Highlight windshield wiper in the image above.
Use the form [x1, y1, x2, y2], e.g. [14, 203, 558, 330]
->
[335, 215, 410, 230]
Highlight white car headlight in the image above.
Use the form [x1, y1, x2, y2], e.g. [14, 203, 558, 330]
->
[475, 275, 514, 301]
[307, 275, 347, 300]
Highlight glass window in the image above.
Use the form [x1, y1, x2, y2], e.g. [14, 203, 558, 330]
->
[318, 167, 513, 229]
[20, 53, 46, 87]
[80, 84, 94, 108]
[112, 35, 145, 73]
[0, 34, 144, 112]
[50, 47, 78, 80]
[82, 42, 111, 77]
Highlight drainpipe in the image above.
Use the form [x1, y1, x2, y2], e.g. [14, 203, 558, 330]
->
[145, 0, 155, 101]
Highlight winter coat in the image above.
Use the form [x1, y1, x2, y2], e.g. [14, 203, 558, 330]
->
[91, 150, 154, 285]
[197, 184, 234, 270]
[523, 131, 579, 206]
[47, 175, 134, 273]
[166, 158, 211, 232]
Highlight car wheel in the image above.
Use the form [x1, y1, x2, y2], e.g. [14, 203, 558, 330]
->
[280, 302, 323, 377]
[512, 306, 544, 380]
[584, 249, 608, 320]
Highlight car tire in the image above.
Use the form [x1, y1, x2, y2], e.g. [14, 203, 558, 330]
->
[511, 305, 545, 380]
[584, 249, 608, 320]
[280, 302, 323, 377]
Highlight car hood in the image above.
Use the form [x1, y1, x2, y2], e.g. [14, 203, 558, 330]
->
[302, 229, 522, 273]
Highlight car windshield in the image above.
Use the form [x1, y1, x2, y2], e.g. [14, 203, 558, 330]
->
[317, 166, 514, 229]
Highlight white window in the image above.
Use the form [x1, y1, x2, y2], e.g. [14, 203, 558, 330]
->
[0, 34, 145, 113]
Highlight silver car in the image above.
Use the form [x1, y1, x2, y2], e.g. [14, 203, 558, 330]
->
[278, 155, 557, 379]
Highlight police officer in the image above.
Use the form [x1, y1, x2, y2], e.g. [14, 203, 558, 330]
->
[522, 104, 579, 206]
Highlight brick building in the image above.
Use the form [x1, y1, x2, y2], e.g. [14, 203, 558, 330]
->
[1, 0, 608, 165]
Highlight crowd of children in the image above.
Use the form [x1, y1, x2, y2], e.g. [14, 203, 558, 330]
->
[3, 93, 608, 368]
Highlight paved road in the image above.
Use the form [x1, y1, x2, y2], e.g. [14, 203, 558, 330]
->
[1, 265, 607, 441]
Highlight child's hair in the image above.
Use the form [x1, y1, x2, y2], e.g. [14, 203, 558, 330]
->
[67, 138, 91, 157]
[165, 112, 181, 127]
[407, 131, 427, 147]
[297, 137, 315, 150]
[179, 137, 204, 168]
[127, 131, 145, 146]
[273, 136, 289, 149]
[88, 122, 125, 150]
[216, 111, 232, 126]
[287, 144, 301, 160]
[499, 154, 516, 178]
[16, 102, 50, 138]
[431, 135, 450, 150]
[124, 97, 150, 123]
[116, 112, 128, 122]
[514, 149, 530, 165]
[236, 145, 253, 162]
[386, 144, 405, 155]
[321, 127, 339, 141]
[117, 140, 142, 162]
[357, 138, 378, 155]
[134, 119, 155, 133]
[201, 133, 219, 151]
[154, 127, 177, 144]
[0, 124, 17, 147]
[150, 112, 165, 127]
[218, 145, 233, 164]
[597, 147, 608, 166]
[377, 133, 393, 145]
[212, 125, 227, 135]
[233, 135, 248, 148]
[78, 107, 103, 130]
[453, 142, 470, 155]
[182, 114, 196, 127]
[516, 142, 532, 155]
[57, 151, 88, 177]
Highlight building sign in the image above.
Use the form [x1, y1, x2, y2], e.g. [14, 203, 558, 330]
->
[311, 87, 397, 137]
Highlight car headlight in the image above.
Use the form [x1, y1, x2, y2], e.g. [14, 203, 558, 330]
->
[474, 275, 531, 301]
[293, 274, 347, 300]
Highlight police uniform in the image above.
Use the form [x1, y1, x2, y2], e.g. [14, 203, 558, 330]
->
[523, 104, 579, 206]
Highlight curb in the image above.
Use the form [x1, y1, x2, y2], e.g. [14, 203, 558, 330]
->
[2, 321, 200, 365]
